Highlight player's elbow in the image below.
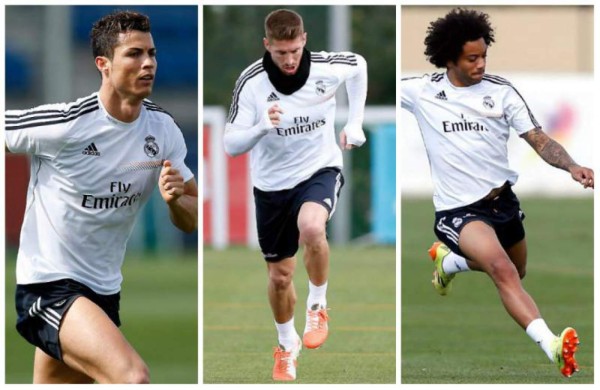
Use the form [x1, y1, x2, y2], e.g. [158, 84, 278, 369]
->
[223, 143, 240, 157]
[181, 223, 197, 234]
[223, 135, 245, 157]
[186, 216, 198, 233]
[175, 218, 197, 234]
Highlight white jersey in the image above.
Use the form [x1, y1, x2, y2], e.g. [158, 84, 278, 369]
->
[401, 72, 540, 211]
[226, 51, 367, 191]
[6, 93, 194, 294]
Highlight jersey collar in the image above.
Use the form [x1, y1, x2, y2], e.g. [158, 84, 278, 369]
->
[96, 92, 144, 128]
[444, 71, 485, 92]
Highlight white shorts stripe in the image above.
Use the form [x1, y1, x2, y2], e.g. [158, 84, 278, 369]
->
[328, 172, 342, 220]
[38, 312, 60, 330]
[436, 218, 459, 244]
[46, 307, 62, 321]
[437, 224, 459, 242]
[29, 297, 60, 330]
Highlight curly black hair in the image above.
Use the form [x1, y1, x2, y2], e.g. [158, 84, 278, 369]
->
[424, 8, 495, 68]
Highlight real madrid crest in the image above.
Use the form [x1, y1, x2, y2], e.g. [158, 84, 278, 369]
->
[315, 80, 326, 96]
[483, 95, 495, 109]
[452, 217, 463, 228]
[144, 135, 159, 157]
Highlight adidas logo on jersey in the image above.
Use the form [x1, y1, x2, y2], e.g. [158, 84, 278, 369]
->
[82, 143, 101, 156]
[267, 92, 280, 102]
[435, 90, 448, 101]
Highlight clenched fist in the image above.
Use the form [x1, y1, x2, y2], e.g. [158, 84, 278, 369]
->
[159, 160, 185, 203]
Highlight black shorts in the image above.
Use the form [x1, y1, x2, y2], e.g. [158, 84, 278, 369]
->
[15, 278, 120, 361]
[433, 184, 526, 257]
[254, 167, 344, 262]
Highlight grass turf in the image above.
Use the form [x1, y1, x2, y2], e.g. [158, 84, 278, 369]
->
[203, 245, 396, 383]
[5, 253, 198, 384]
[401, 197, 593, 384]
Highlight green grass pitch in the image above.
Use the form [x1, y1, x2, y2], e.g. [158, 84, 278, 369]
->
[401, 197, 593, 384]
[5, 253, 198, 384]
[203, 245, 396, 384]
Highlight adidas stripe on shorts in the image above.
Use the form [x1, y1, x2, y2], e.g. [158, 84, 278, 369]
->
[433, 184, 526, 257]
[16, 278, 121, 361]
[254, 167, 344, 262]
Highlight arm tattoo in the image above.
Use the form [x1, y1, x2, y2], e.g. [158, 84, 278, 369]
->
[521, 128, 577, 171]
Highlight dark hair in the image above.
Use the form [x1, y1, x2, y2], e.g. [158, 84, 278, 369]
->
[264, 9, 304, 41]
[91, 10, 151, 59]
[424, 8, 495, 68]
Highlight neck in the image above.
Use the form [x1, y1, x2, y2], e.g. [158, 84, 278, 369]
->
[98, 84, 144, 123]
[263, 48, 311, 95]
[446, 70, 477, 88]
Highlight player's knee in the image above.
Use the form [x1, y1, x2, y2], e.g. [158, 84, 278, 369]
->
[131, 364, 150, 384]
[269, 267, 293, 290]
[122, 361, 150, 384]
[109, 356, 149, 384]
[488, 257, 520, 284]
[298, 221, 326, 245]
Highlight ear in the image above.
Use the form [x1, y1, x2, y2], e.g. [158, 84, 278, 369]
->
[95, 56, 110, 77]
[263, 37, 270, 51]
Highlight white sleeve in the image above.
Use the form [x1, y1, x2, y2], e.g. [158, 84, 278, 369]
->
[343, 54, 367, 147]
[504, 85, 541, 135]
[5, 104, 73, 158]
[224, 67, 275, 156]
[166, 120, 194, 182]
[401, 76, 427, 113]
[223, 108, 275, 156]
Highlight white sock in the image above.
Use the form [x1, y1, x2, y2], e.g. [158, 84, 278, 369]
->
[442, 251, 471, 275]
[307, 280, 327, 310]
[525, 318, 556, 362]
[275, 317, 298, 350]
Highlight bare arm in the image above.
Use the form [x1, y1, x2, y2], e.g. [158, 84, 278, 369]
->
[158, 160, 198, 233]
[521, 128, 594, 188]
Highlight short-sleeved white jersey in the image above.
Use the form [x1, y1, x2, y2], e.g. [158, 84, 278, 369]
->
[6, 92, 194, 294]
[401, 72, 540, 211]
[226, 51, 365, 191]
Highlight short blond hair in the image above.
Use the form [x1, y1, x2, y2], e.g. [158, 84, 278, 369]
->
[264, 9, 304, 41]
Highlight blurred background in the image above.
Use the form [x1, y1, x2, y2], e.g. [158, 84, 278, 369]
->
[401, 6, 594, 384]
[5, 5, 198, 383]
[203, 5, 396, 383]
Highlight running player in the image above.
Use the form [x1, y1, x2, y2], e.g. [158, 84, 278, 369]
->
[5, 11, 198, 383]
[401, 8, 593, 377]
[224, 9, 367, 381]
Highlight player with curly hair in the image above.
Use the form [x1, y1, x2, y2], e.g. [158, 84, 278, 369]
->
[402, 8, 593, 377]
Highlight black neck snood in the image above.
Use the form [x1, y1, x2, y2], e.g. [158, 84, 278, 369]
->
[262, 48, 311, 95]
